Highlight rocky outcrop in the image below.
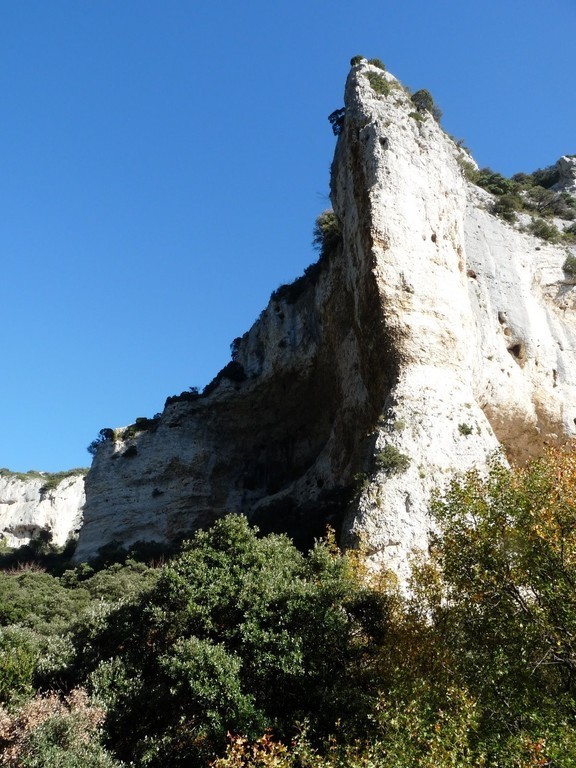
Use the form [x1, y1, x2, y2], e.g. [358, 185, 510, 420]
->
[0, 471, 85, 549]
[553, 155, 576, 196]
[72, 62, 576, 572]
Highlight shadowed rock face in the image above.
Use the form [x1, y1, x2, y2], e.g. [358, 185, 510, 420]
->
[69, 63, 576, 572]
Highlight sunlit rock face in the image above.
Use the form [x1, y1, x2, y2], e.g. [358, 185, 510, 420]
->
[0, 472, 85, 549]
[553, 155, 576, 196]
[69, 62, 576, 574]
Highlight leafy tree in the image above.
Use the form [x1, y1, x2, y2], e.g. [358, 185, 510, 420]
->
[415, 449, 576, 762]
[72, 516, 389, 766]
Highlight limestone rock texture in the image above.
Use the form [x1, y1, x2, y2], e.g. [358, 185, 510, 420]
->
[74, 62, 576, 573]
[0, 472, 85, 549]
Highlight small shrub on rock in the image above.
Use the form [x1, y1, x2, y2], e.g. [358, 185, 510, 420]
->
[529, 217, 560, 242]
[366, 72, 390, 97]
[350, 55, 364, 66]
[492, 193, 522, 223]
[367, 58, 385, 70]
[375, 445, 410, 474]
[312, 210, 342, 259]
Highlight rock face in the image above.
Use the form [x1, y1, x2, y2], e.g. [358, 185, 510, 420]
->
[57, 63, 576, 570]
[0, 472, 85, 549]
[4, 66, 574, 568]
[553, 155, 576, 196]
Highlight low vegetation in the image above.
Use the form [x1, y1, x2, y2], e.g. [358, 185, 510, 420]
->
[3, 445, 576, 766]
[462, 162, 576, 243]
[271, 210, 342, 305]
[365, 71, 390, 97]
[375, 444, 410, 473]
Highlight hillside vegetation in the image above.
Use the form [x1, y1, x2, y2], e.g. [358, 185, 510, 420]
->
[1, 448, 576, 766]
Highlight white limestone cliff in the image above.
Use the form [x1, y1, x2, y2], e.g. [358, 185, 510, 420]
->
[6, 62, 576, 575]
[0, 471, 85, 549]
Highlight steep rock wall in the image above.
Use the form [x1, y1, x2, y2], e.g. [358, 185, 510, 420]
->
[0, 472, 85, 549]
[72, 63, 576, 570]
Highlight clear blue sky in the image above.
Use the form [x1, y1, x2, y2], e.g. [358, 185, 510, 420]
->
[1, 0, 574, 472]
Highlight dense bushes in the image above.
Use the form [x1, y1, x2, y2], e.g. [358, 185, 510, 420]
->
[468, 162, 576, 239]
[4, 450, 576, 765]
[70, 517, 389, 765]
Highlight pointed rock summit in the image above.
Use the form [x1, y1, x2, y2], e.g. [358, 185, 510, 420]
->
[7, 61, 576, 575]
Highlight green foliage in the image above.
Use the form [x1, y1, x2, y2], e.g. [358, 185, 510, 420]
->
[0, 559, 160, 708]
[475, 167, 516, 195]
[491, 192, 522, 222]
[375, 445, 410, 473]
[457, 157, 480, 183]
[365, 72, 390, 97]
[39, 468, 87, 495]
[410, 89, 442, 122]
[87, 429, 115, 457]
[312, 210, 342, 258]
[350, 55, 364, 66]
[563, 254, 576, 275]
[417, 449, 576, 763]
[473, 163, 576, 226]
[0, 468, 86, 493]
[72, 516, 389, 766]
[529, 217, 560, 242]
[271, 211, 342, 306]
[367, 58, 385, 70]
[457, 423, 473, 436]
[0, 626, 38, 702]
[8, 451, 576, 766]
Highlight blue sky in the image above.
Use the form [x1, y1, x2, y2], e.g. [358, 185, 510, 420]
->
[1, 0, 574, 472]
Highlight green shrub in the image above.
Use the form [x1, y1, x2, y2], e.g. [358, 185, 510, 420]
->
[563, 254, 576, 275]
[375, 445, 410, 473]
[457, 157, 480, 183]
[410, 89, 442, 122]
[529, 217, 560, 242]
[312, 210, 342, 258]
[87, 429, 114, 457]
[350, 55, 364, 66]
[367, 58, 385, 70]
[72, 516, 389, 766]
[458, 423, 473, 436]
[408, 111, 424, 123]
[492, 193, 522, 222]
[365, 72, 390, 97]
[475, 167, 516, 196]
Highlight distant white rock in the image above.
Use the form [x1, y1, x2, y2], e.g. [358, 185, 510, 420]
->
[0, 471, 85, 549]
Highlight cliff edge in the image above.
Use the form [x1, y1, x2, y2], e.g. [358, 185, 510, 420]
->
[53, 62, 576, 571]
